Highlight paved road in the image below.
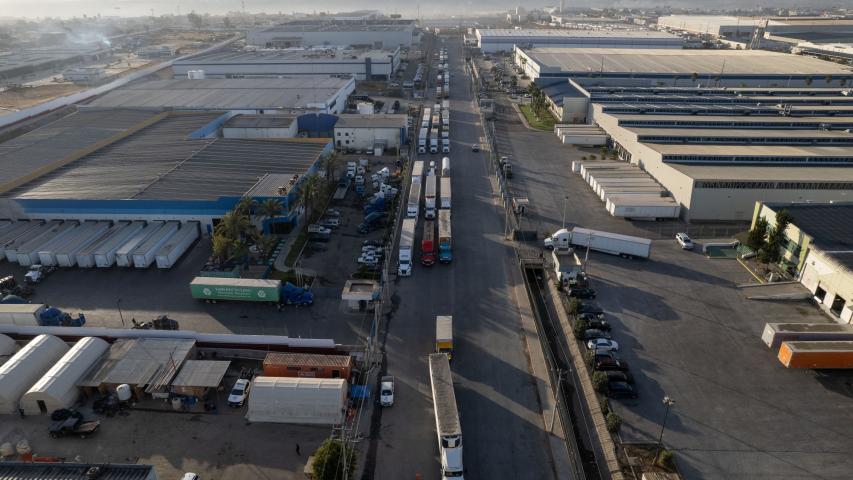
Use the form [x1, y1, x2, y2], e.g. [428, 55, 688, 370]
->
[373, 37, 555, 480]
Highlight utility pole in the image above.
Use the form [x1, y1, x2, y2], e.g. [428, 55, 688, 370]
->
[656, 396, 676, 462]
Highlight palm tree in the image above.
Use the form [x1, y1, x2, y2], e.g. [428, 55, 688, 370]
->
[297, 173, 324, 225]
[217, 211, 252, 241]
[234, 197, 257, 217]
[257, 198, 283, 221]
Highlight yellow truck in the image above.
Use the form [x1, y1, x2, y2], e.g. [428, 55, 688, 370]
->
[436, 315, 453, 359]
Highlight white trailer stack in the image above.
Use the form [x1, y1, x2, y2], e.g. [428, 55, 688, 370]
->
[132, 221, 179, 268]
[14, 221, 73, 266]
[115, 221, 164, 267]
[155, 222, 200, 269]
[94, 221, 147, 268]
[76, 221, 130, 268]
[0, 221, 43, 261]
[54, 221, 113, 267]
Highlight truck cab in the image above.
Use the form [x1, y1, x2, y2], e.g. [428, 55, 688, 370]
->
[398, 255, 412, 276]
[543, 228, 573, 253]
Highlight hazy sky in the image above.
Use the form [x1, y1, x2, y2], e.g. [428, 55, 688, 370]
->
[0, 0, 836, 19]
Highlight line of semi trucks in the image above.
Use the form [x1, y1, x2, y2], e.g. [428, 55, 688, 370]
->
[0, 219, 199, 270]
[399, 158, 452, 276]
[418, 100, 452, 155]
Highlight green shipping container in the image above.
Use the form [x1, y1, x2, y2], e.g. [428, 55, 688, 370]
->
[190, 277, 281, 302]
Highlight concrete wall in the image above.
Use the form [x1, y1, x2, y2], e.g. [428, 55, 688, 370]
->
[334, 127, 402, 151]
[687, 187, 852, 222]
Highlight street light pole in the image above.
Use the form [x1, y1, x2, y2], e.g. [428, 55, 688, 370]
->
[656, 396, 676, 462]
[116, 298, 126, 328]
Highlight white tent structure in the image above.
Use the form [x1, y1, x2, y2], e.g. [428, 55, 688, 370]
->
[0, 334, 18, 366]
[20, 337, 109, 415]
[0, 334, 68, 414]
[246, 376, 347, 425]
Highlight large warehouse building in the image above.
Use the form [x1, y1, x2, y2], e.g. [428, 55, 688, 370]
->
[518, 48, 853, 221]
[475, 28, 682, 53]
[173, 47, 401, 81]
[88, 77, 355, 114]
[247, 18, 418, 49]
[659, 15, 853, 41]
[0, 108, 332, 233]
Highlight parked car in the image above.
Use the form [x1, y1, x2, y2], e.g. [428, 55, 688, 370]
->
[578, 302, 604, 318]
[607, 381, 638, 399]
[471, 144, 480, 152]
[594, 357, 630, 372]
[363, 239, 385, 248]
[358, 254, 380, 266]
[568, 287, 596, 299]
[676, 232, 694, 250]
[587, 338, 619, 352]
[228, 379, 251, 407]
[319, 218, 340, 229]
[380, 376, 395, 407]
[578, 314, 611, 331]
[583, 329, 612, 341]
[605, 371, 634, 384]
[307, 224, 331, 236]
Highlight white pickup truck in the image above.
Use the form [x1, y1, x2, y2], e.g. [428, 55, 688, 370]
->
[380, 375, 395, 407]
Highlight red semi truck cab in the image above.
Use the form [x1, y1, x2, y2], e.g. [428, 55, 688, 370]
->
[421, 220, 436, 266]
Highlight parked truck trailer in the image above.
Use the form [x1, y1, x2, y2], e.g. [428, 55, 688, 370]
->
[398, 218, 416, 276]
[762, 323, 853, 349]
[778, 341, 853, 369]
[428, 353, 464, 479]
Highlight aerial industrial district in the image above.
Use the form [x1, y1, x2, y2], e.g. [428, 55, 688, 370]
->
[0, 6, 852, 480]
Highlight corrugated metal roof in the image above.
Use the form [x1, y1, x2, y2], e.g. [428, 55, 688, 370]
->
[225, 114, 297, 129]
[79, 338, 195, 387]
[171, 360, 231, 387]
[0, 462, 154, 480]
[264, 352, 353, 368]
[88, 78, 351, 110]
[335, 114, 407, 129]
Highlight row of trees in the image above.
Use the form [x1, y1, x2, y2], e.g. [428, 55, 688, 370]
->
[746, 209, 793, 265]
[526, 83, 550, 120]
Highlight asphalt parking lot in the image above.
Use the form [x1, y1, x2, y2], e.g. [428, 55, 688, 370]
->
[0, 390, 327, 480]
[584, 242, 853, 479]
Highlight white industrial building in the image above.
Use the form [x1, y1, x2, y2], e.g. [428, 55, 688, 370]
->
[246, 376, 348, 425]
[520, 48, 853, 221]
[475, 28, 682, 53]
[752, 202, 853, 323]
[173, 47, 402, 81]
[248, 18, 418, 49]
[659, 15, 853, 41]
[334, 114, 408, 153]
[20, 337, 109, 414]
[0, 334, 69, 414]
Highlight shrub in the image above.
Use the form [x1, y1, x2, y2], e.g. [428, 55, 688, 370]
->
[589, 154, 597, 160]
[656, 449, 675, 470]
[568, 297, 579, 315]
[592, 372, 609, 393]
[605, 412, 621, 433]
[600, 398, 611, 416]
[573, 317, 590, 340]
[585, 349, 595, 366]
[581, 156, 587, 160]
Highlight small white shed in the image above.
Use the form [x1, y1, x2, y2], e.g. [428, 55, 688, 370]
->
[246, 376, 347, 425]
[0, 334, 69, 414]
[21, 337, 109, 415]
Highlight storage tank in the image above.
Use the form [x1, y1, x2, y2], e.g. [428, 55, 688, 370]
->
[0, 334, 69, 414]
[246, 376, 347, 425]
[20, 337, 109, 414]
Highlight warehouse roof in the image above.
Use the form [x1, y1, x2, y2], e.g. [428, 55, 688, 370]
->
[627, 127, 853, 140]
[7, 113, 330, 201]
[79, 338, 195, 387]
[522, 48, 853, 76]
[171, 360, 231, 387]
[88, 77, 351, 110]
[763, 202, 853, 270]
[256, 20, 413, 33]
[0, 462, 155, 480]
[611, 113, 853, 124]
[477, 29, 678, 39]
[224, 114, 297, 129]
[0, 109, 159, 195]
[335, 114, 407, 128]
[178, 48, 397, 65]
[670, 164, 853, 182]
[647, 143, 853, 159]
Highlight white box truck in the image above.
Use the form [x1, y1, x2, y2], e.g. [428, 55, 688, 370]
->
[440, 177, 451, 209]
[398, 218, 416, 276]
[407, 178, 421, 218]
[424, 174, 437, 219]
[418, 128, 428, 154]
